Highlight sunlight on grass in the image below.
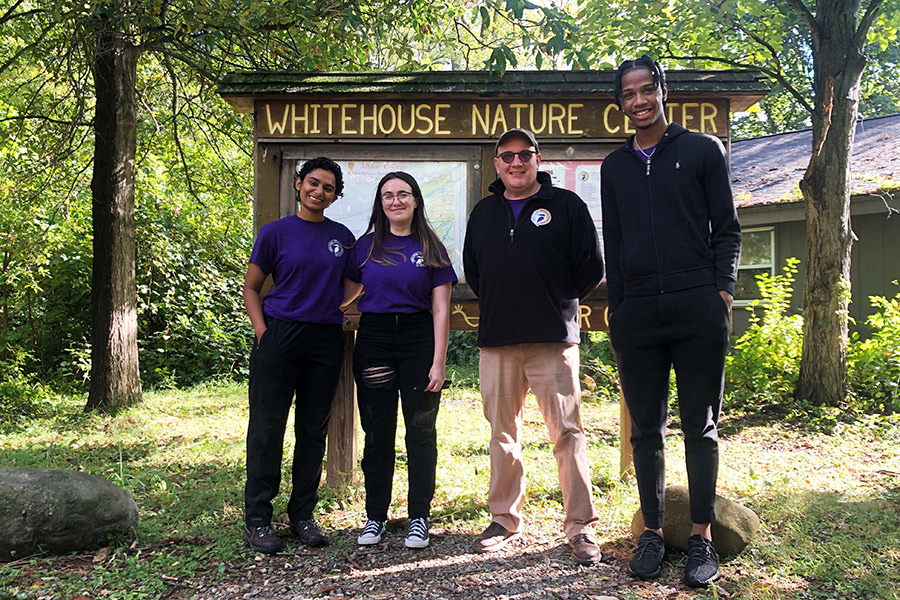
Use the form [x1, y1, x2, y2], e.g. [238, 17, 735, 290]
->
[2, 381, 900, 599]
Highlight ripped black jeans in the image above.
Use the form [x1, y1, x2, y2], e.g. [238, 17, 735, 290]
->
[353, 311, 440, 521]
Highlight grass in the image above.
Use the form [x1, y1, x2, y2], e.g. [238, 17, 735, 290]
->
[1, 376, 900, 599]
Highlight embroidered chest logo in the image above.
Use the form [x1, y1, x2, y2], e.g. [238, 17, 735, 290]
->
[531, 209, 552, 227]
[328, 239, 344, 258]
[410, 251, 426, 268]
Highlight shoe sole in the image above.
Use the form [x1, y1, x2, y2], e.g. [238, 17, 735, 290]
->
[242, 530, 284, 554]
[357, 535, 384, 545]
[243, 538, 283, 554]
[628, 566, 662, 579]
[684, 572, 721, 588]
[573, 552, 602, 565]
[472, 531, 521, 554]
[404, 538, 430, 549]
[299, 537, 327, 547]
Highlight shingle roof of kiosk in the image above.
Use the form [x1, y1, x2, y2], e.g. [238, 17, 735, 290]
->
[219, 70, 769, 113]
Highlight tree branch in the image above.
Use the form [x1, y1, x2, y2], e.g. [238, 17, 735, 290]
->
[0, 21, 57, 78]
[705, 0, 782, 66]
[162, 57, 204, 206]
[853, 0, 884, 50]
[0, 115, 91, 127]
[804, 76, 833, 182]
[663, 49, 815, 115]
[783, 0, 820, 48]
[0, 0, 33, 26]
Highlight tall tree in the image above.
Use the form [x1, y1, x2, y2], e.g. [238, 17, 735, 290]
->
[571, 0, 899, 406]
[1, 0, 573, 410]
[85, 22, 141, 410]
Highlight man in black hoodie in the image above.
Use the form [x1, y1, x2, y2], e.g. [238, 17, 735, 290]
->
[600, 56, 741, 588]
[463, 128, 605, 565]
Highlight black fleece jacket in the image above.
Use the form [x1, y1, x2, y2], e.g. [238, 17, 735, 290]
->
[463, 171, 604, 347]
[600, 123, 741, 313]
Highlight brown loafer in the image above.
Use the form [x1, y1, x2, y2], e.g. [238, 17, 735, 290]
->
[472, 521, 520, 553]
[570, 532, 602, 564]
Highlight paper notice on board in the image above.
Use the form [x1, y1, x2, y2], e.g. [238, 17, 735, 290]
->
[540, 164, 567, 188]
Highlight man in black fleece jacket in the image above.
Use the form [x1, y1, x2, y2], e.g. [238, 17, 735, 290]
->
[463, 128, 605, 565]
[600, 56, 741, 588]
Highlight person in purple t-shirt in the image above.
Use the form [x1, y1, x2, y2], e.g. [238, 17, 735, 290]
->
[343, 172, 457, 550]
[241, 157, 355, 555]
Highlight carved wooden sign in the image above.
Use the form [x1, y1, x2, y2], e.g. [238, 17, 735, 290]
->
[255, 98, 728, 140]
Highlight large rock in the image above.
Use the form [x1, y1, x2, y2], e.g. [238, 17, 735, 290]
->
[631, 484, 759, 556]
[0, 467, 139, 560]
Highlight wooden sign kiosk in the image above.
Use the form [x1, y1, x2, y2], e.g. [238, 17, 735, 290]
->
[219, 70, 767, 485]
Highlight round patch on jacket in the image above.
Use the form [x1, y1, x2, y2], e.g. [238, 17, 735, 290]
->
[531, 209, 552, 227]
[328, 239, 345, 257]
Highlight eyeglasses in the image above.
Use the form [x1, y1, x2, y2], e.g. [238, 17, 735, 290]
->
[381, 191, 414, 202]
[496, 150, 537, 164]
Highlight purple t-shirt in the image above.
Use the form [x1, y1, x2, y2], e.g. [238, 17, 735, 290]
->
[249, 215, 355, 324]
[634, 144, 657, 165]
[347, 233, 458, 314]
[506, 197, 529, 221]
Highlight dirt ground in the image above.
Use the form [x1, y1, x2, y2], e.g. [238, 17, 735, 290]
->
[153, 523, 718, 600]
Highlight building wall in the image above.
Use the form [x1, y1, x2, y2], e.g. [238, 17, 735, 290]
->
[733, 195, 900, 337]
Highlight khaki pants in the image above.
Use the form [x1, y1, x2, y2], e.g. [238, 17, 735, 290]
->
[479, 343, 598, 539]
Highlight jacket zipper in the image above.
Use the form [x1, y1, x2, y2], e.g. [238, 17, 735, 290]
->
[639, 141, 665, 294]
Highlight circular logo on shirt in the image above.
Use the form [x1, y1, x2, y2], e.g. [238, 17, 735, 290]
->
[328, 239, 344, 257]
[531, 209, 552, 227]
[411, 251, 426, 268]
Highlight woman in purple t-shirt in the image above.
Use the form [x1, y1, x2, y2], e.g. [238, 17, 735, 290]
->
[241, 157, 355, 554]
[343, 172, 457, 549]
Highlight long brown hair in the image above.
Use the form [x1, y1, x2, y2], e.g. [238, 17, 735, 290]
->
[364, 171, 452, 268]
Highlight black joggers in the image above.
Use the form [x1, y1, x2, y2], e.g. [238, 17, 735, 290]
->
[353, 311, 441, 522]
[609, 285, 730, 529]
[244, 318, 344, 527]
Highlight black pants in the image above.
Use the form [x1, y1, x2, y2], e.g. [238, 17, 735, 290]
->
[353, 311, 441, 521]
[609, 285, 729, 529]
[244, 318, 344, 527]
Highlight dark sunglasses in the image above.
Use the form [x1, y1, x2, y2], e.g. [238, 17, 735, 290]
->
[496, 150, 536, 164]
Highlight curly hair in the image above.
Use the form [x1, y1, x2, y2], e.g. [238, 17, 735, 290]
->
[295, 157, 344, 201]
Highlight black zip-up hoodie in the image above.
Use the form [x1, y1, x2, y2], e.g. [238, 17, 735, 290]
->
[463, 171, 604, 347]
[600, 123, 741, 313]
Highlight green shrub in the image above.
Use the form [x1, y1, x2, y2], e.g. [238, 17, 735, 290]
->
[849, 284, 900, 413]
[725, 257, 803, 412]
[447, 330, 479, 369]
[580, 331, 620, 401]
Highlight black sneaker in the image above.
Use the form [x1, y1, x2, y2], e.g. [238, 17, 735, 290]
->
[357, 519, 386, 545]
[404, 517, 430, 549]
[243, 524, 284, 554]
[684, 534, 720, 588]
[628, 530, 666, 579]
[290, 518, 327, 547]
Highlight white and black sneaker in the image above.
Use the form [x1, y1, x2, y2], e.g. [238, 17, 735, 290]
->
[404, 517, 430, 549]
[357, 520, 386, 545]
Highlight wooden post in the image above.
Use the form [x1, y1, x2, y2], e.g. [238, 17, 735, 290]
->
[619, 387, 633, 480]
[326, 331, 358, 487]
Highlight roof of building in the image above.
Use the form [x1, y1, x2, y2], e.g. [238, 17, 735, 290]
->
[219, 69, 768, 112]
[731, 113, 900, 207]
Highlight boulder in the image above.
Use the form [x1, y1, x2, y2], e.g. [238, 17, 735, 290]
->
[631, 484, 759, 556]
[0, 467, 139, 560]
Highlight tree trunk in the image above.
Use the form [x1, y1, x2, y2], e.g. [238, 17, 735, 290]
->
[85, 29, 142, 411]
[795, 0, 870, 406]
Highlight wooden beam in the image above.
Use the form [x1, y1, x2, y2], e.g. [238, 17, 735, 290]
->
[326, 331, 358, 488]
